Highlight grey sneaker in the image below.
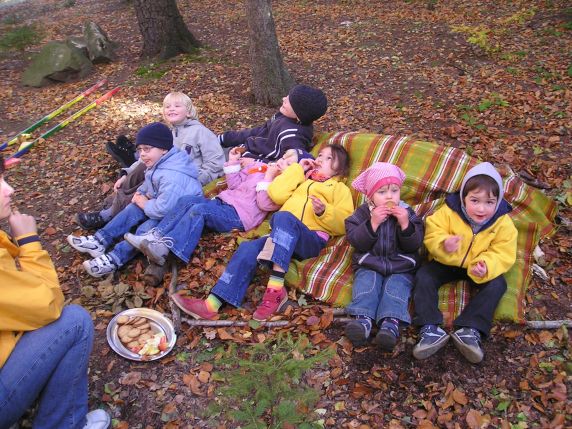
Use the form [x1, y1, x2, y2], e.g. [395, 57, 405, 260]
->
[67, 234, 105, 258]
[124, 228, 162, 251]
[344, 316, 372, 347]
[83, 254, 117, 278]
[451, 327, 484, 363]
[139, 238, 171, 266]
[412, 325, 450, 360]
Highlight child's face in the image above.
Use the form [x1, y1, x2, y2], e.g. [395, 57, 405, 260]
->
[275, 153, 297, 171]
[314, 146, 338, 179]
[163, 99, 189, 125]
[138, 145, 168, 168]
[0, 175, 14, 220]
[464, 188, 497, 224]
[371, 183, 401, 208]
[279, 96, 298, 120]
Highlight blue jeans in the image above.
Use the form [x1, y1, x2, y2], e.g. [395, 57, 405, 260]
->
[95, 203, 158, 267]
[156, 195, 244, 263]
[212, 212, 326, 307]
[346, 268, 413, 324]
[0, 305, 94, 429]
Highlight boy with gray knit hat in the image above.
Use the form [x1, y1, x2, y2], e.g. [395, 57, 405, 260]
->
[219, 84, 327, 162]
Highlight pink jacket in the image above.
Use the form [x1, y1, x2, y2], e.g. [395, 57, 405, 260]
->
[217, 161, 280, 231]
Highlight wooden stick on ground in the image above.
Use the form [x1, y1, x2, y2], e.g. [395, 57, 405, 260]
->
[168, 262, 181, 333]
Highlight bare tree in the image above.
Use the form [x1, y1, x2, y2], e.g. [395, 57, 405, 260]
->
[245, 0, 294, 106]
[133, 0, 200, 60]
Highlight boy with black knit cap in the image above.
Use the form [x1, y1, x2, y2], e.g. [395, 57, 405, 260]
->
[219, 84, 328, 161]
[66, 122, 202, 277]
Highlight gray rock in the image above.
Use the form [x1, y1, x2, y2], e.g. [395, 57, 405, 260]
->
[83, 21, 116, 63]
[21, 41, 92, 87]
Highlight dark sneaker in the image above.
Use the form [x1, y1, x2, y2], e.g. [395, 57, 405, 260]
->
[451, 327, 484, 363]
[252, 287, 288, 321]
[412, 325, 450, 360]
[344, 316, 372, 347]
[171, 294, 218, 320]
[106, 135, 136, 168]
[372, 317, 399, 351]
[76, 212, 107, 230]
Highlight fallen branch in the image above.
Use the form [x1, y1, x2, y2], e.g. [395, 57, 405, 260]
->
[168, 262, 181, 333]
[525, 320, 572, 329]
[180, 316, 354, 328]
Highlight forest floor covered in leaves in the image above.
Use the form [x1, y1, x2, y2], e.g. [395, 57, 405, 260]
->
[0, 0, 571, 428]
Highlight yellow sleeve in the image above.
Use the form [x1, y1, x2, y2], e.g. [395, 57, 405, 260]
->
[315, 182, 354, 237]
[423, 206, 461, 266]
[468, 216, 518, 284]
[0, 240, 64, 332]
[268, 163, 305, 205]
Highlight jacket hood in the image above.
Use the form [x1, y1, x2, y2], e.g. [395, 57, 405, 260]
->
[460, 162, 504, 213]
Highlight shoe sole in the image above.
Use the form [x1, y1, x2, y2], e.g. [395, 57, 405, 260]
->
[82, 260, 114, 278]
[106, 141, 132, 168]
[344, 324, 369, 347]
[67, 235, 105, 258]
[171, 295, 216, 320]
[451, 332, 484, 363]
[412, 334, 450, 360]
[252, 293, 288, 321]
[372, 330, 397, 351]
[140, 240, 166, 266]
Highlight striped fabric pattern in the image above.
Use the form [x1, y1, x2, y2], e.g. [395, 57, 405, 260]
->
[284, 132, 557, 324]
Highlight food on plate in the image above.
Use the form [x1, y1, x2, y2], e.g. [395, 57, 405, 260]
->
[115, 315, 167, 355]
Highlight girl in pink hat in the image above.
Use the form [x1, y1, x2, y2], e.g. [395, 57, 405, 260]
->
[344, 162, 424, 351]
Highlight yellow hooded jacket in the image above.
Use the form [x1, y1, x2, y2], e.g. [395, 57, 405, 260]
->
[267, 163, 354, 237]
[0, 231, 64, 367]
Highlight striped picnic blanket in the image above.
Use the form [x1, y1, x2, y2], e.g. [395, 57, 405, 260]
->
[206, 132, 557, 324]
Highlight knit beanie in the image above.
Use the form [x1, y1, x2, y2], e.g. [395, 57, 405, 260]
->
[288, 85, 328, 125]
[283, 148, 315, 163]
[352, 162, 406, 199]
[135, 122, 173, 150]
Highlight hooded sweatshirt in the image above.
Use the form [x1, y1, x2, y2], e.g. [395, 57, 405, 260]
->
[219, 113, 313, 162]
[137, 147, 202, 219]
[423, 162, 518, 284]
[172, 119, 225, 186]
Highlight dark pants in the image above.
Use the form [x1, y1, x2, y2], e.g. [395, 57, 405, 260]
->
[412, 260, 507, 336]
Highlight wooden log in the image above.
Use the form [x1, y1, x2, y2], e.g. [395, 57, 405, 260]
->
[168, 262, 181, 333]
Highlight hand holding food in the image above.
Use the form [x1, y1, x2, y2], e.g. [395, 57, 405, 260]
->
[470, 260, 488, 278]
[389, 204, 410, 230]
[229, 146, 245, 161]
[9, 210, 38, 237]
[370, 205, 391, 230]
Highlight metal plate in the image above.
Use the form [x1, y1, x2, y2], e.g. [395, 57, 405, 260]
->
[106, 308, 177, 361]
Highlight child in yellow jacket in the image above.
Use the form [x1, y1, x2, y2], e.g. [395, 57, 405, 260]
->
[172, 144, 354, 321]
[412, 162, 517, 364]
[0, 156, 110, 428]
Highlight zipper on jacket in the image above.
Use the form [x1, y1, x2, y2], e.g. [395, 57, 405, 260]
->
[300, 181, 315, 221]
[459, 233, 476, 268]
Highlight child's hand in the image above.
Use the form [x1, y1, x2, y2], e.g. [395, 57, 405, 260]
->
[370, 205, 391, 230]
[9, 210, 38, 237]
[443, 235, 461, 253]
[239, 157, 255, 168]
[390, 205, 410, 230]
[310, 195, 325, 216]
[228, 147, 243, 162]
[299, 158, 315, 173]
[265, 163, 280, 180]
[470, 261, 487, 278]
[114, 175, 127, 192]
[131, 192, 149, 209]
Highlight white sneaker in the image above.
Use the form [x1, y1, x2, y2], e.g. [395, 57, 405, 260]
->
[84, 409, 110, 429]
[124, 228, 162, 251]
[67, 234, 105, 258]
[83, 254, 117, 278]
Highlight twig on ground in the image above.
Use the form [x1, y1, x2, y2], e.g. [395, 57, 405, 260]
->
[526, 320, 572, 329]
[180, 316, 354, 328]
[168, 262, 181, 333]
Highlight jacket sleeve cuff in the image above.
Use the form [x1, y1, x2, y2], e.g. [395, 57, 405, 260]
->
[256, 181, 270, 192]
[223, 163, 241, 174]
[15, 233, 41, 247]
[399, 222, 415, 236]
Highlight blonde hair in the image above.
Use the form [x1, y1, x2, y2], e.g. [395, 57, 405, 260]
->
[162, 92, 198, 122]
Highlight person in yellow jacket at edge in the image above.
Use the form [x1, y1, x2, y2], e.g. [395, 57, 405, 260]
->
[0, 155, 110, 429]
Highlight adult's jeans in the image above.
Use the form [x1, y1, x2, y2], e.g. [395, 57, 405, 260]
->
[346, 268, 413, 325]
[412, 260, 507, 336]
[156, 196, 244, 263]
[212, 212, 326, 307]
[95, 202, 158, 267]
[0, 305, 94, 429]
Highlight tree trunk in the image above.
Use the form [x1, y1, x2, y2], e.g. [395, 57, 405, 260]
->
[245, 0, 294, 106]
[133, 0, 201, 60]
